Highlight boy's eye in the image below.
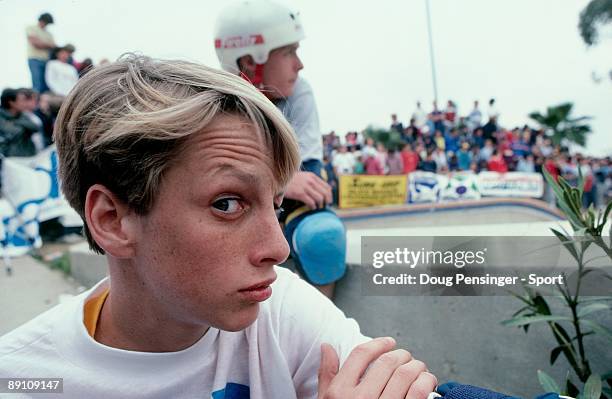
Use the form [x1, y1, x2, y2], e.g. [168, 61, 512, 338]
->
[212, 198, 243, 214]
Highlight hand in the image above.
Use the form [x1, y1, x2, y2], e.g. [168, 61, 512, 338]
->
[285, 171, 332, 210]
[318, 337, 437, 399]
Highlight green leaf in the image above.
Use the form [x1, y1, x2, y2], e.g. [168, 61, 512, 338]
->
[502, 315, 572, 327]
[538, 370, 561, 393]
[578, 302, 611, 317]
[551, 228, 579, 262]
[550, 346, 563, 365]
[534, 295, 552, 315]
[566, 378, 580, 396]
[580, 320, 612, 343]
[583, 374, 602, 399]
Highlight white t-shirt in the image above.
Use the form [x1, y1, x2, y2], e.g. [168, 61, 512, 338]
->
[332, 152, 356, 175]
[0, 266, 368, 398]
[275, 78, 324, 163]
[45, 60, 79, 96]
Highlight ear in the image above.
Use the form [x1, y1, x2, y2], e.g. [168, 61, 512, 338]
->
[84, 184, 139, 258]
[237, 55, 257, 78]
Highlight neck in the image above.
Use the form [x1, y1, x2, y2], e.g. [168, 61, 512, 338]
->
[94, 257, 209, 352]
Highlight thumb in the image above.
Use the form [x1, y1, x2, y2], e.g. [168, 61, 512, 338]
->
[317, 343, 339, 398]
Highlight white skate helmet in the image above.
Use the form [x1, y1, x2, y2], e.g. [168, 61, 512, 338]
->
[214, 0, 305, 74]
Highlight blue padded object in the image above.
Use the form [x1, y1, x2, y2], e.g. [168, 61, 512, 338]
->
[290, 210, 347, 285]
[437, 382, 521, 399]
[437, 382, 564, 399]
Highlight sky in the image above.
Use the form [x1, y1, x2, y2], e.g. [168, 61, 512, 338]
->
[1, 0, 611, 156]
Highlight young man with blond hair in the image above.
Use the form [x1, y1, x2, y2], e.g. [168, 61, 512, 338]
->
[0, 55, 436, 398]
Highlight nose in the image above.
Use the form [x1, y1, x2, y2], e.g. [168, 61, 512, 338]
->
[249, 207, 290, 267]
[295, 56, 304, 72]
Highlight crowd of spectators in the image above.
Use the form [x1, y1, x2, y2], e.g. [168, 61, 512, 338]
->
[1, 13, 102, 158]
[323, 99, 611, 209]
[2, 13, 610, 211]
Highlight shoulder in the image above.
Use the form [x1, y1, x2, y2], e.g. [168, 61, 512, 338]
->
[0, 299, 74, 361]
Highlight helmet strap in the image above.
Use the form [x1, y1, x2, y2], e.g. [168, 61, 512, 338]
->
[240, 63, 269, 97]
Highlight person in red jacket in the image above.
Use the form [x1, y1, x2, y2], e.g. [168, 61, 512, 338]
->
[401, 143, 420, 174]
[487, 149, 508, 173]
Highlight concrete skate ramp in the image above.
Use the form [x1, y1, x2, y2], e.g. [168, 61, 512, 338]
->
[333, 198, 611, 397]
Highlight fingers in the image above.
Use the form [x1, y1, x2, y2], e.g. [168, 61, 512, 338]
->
[318, 343, 340, 398]
[405, 371, 438, 399]
[379, 359, 427, 399]
[332, 337, 396, 388]
[304, 173, 332, 209]
[358, 349, 413, 398]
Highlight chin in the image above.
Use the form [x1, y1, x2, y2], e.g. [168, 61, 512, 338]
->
[215, 305, 260, 332]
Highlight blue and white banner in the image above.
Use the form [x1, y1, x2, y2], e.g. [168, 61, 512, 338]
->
[0, 146, 82, 257]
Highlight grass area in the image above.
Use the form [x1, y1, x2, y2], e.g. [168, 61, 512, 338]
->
[31, 251, 71, 275]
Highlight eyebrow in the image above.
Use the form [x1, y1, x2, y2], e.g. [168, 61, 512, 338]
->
[210, 164, 284, 197]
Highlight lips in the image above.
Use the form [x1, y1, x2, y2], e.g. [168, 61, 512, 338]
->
[240, 276, 277, 292]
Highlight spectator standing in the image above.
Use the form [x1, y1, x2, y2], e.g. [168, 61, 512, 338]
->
[487, 98, 500, 121]
[0, 89, 38, 157]
[361, 137, 377, 159]
[26, 13, 56, 94]
[46, 46, 80, 97]
[444, 100, 457, 125]
[411, 101, 427, 130]
[390, 114, 404, 134]
[468, 100, 482, 130]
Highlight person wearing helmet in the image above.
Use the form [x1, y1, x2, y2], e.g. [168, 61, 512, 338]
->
[215, 0, 346, 299]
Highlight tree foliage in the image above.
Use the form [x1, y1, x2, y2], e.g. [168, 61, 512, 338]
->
[528, 102, 592, 147]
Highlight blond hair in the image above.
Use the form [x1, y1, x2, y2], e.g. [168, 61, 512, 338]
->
[55, 54, 300, 254]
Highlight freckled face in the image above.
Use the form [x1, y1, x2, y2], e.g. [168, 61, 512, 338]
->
[132, 114, 290, 331]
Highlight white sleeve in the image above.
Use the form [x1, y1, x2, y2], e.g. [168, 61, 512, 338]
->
[279, 79, 324, 162]
[274, 270, 370, 399]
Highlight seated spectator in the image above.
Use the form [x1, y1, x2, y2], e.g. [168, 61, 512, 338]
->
[418, 151, 437, 173]
[516, 155, 535, 173]
[444, 128, 460, 154]
[487, 149, 508, 173]
[0, 88, 38, 157]
[361, 137, 376, 158]
[457, 142, 472, 171]
[432, 147, 448, 171]
[34, 93, 55, 146]
[471, 127, 484, 148]
[386, 148, 404, 175]
[401, 143, 420, 174]
[353, 154, 365, 175]
[77, 57, 94, 77]
[332, 145, 355, 175]
[433, 130, 445, 150]
[479, 139, 495, 161]
[364, 154, 383, 175]
[45, 46, 80, 97]
[375, 142, 388, 174]
[17, 88, 45, 152]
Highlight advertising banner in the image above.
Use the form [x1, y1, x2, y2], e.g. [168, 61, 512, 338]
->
[339, 175, 407, 209]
